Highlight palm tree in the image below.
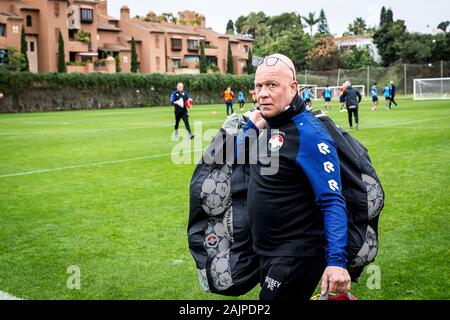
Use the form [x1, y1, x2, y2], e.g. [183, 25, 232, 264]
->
[303, 12, 320, 37]
[348, 17, 367, 35]
[240, 12, 267, 39]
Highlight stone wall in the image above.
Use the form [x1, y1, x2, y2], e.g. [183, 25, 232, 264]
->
[0, 88, 229, 113]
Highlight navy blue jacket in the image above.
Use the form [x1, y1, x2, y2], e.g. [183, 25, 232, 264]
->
[342, 86, 362, 109]
[170, 90, 190, 114]
[389, 84, 396, 96]
[238, 95, 348, 268]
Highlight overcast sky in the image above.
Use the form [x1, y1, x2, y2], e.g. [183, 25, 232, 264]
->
[107, 0, 449, 36]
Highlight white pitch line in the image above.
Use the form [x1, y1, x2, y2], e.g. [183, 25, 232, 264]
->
[0, 119, 225, 137]
[0, 148, 204, 179]
[0, 290, 23, 300]
[366, 116, 450, 128]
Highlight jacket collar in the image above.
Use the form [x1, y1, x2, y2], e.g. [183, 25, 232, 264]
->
[263, 93, 306, 127]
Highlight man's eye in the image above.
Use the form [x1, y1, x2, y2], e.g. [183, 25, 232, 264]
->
[269, 83, 277, 88]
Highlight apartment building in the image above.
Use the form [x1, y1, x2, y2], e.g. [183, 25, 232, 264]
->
[334, 35, 381, 63]
[0, 0, 253, 74]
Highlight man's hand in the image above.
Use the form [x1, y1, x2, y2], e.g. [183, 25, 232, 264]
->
[249, 110, 267, 129]
[321, 266, 351, 295]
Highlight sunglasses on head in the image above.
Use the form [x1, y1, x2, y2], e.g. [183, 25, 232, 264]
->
[253, 56, 296, 81]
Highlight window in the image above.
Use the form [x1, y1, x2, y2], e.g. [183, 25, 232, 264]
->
[54, 2, 60, 17]
[80, 8, 93, 23]
[156, 56, 160, 71]
[171, 38, 182, 51]
[30, 41, 35, 52]
[172, 59, 180, 67]
[123, 56, 129, 63]
[68, 29, 77, 40]
[243, 45, 249, 53]
[155, 35, 160, 49]
[184, 55, 199, 63]
[69, 52, 77, 62]
[187, 40, 198, 51]
[26, 15, 32, 27]
[13, 25, 19, 34]
[0, 24, 6, 37]
[206, 56, 217, 65]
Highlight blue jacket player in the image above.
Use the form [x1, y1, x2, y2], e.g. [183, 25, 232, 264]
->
[322, 84, 332, 111]
[383, 84, 391, 110]
[371, 82, 378, 111]
[170, 82, 194, 140]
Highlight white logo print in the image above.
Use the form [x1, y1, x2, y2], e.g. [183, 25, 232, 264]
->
[323, 161, 335, 173]
[269, 135, 284, 152]
[328, 179, 339, 191]
[318, 143, 330, 155]
[264, 276, 282, 291]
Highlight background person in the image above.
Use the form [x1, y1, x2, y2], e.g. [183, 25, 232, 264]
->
[389, 80, 398, 109]
[170, 82, 195, 140]
[342, 80, 362, 130]
[322, 84, 332, 112]
[383, 84, 391, 110]
[238, 90, 245, 111]
[223, 87, 234, 115]
[371, 82, 379, 111]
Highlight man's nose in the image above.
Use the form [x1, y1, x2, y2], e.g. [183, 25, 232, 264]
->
[258, 86, 270, 98]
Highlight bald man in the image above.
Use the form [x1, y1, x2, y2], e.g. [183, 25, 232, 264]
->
[342, 80, 362, 130]
[239, 54, 351, 301]
[170, 82, 194, 140]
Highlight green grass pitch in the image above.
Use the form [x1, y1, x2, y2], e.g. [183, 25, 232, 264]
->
[0, 97, 449, 300]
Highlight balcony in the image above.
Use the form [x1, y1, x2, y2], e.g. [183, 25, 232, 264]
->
[66, 62, 94, 74]
[68, 40, 89, 53]
[173, 60, 199, 74]
[204, 47, 218, 57]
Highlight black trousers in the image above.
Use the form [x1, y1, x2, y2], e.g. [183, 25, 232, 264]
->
[259, 254, 326, 301]
[347, 107, 359, 127]
[389, 95, 398, 107]
[174, 111, 191, 134]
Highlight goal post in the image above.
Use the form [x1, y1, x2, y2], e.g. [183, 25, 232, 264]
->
[413, 78, 450, 100]
[314, 85, 365, 99]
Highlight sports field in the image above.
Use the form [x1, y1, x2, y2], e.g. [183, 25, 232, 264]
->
[0, 97, 449, 300]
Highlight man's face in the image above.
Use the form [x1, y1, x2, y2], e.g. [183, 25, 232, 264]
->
[254, 63, 297, 118]
[177, 83, 184, 91]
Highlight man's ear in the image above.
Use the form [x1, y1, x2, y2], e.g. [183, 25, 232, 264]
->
[290, 81, 298, 96]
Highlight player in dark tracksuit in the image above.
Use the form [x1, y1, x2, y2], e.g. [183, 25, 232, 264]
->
[342, 81, 362, 130]
[170, 82, 194, 140]
[238, 93, 348, 301]
[389, 81, 398, 108]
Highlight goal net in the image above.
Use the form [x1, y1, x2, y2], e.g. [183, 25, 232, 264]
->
[413, 78, 450, 100]
[314, 85, 365, 99]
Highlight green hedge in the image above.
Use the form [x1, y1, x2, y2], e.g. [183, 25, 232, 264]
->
[0, 71, 255, 95]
